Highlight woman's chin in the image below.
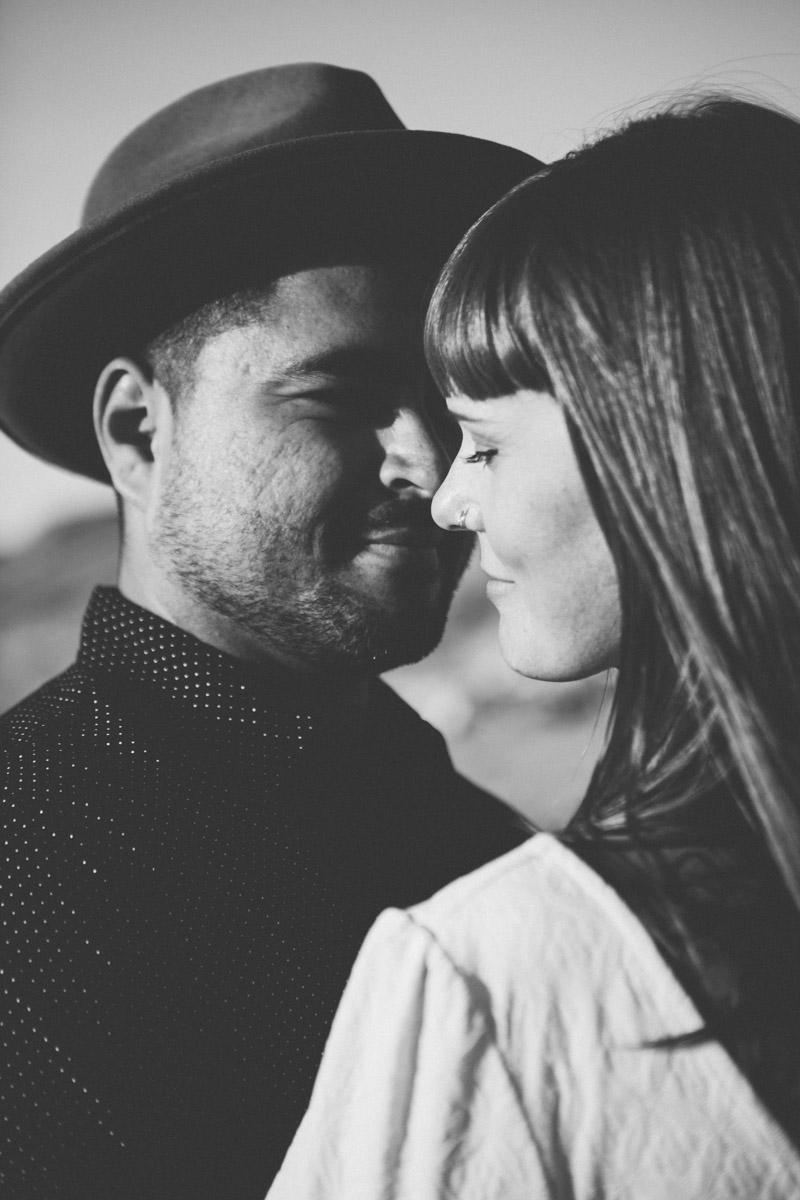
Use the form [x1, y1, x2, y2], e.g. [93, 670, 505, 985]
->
[497, 623, 620, 682]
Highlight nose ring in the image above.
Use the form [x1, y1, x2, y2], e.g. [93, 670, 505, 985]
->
[455, 507, 470, 531]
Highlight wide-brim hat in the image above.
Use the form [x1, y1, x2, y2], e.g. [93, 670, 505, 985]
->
[0, 63, 542, 482]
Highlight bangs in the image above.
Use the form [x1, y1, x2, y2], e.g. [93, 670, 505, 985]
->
[424, 178, 553, 401]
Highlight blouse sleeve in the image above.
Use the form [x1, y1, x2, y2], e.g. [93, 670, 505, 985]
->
[266, 907, 555, 1200]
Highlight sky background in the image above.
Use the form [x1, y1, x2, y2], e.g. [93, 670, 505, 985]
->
[1, 0, 799, 552]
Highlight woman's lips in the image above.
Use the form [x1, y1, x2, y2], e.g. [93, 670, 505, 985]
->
[481, 566, 514, 599]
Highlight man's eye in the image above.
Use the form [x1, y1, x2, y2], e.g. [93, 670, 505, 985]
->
[306, 391, 370, 417]
[462, 449, 497, 465]
[422, 392, 460, 453]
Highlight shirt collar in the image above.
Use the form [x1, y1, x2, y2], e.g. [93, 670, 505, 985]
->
[78, 586, 320, 735]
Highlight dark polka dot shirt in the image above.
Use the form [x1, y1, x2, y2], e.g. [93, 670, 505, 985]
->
[0, 587, 526, 1199]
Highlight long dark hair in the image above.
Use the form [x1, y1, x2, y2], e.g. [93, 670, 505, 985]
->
[425, 97, 800, 915]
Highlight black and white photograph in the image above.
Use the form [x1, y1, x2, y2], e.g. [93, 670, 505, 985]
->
[1, 1, 799, 1196]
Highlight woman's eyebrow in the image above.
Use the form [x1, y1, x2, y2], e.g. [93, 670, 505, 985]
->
[445, 400, 490, 423]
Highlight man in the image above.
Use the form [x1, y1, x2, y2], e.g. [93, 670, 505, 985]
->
[0, 64, 540, 1198]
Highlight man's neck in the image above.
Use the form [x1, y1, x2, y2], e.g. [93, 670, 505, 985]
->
[117, 573, 371, 738]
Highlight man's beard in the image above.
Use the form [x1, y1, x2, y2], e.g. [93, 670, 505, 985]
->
[152, 478, 469, 675]
[179, 567, 456, 674]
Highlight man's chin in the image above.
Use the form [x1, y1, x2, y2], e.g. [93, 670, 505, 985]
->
[365, 625, 447, 674]
[326, 600, 450, 674]
[332, 544, 469, 672]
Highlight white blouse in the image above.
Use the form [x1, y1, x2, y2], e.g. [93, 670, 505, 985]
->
[267, 835, 800, 1199]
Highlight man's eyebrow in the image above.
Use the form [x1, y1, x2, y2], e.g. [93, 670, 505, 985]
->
[272, 346, 413, 383]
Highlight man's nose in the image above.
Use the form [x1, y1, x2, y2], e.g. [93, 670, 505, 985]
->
[378, 407, 451, 497]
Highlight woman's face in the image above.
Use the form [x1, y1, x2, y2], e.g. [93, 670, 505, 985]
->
[432, 389, 621, 680]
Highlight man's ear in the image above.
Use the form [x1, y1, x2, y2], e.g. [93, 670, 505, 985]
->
[93, 357, 172, 511]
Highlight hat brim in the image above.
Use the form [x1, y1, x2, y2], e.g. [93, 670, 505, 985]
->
[0, 129, 541, 482]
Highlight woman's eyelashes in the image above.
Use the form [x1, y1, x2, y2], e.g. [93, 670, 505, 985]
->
[462, 448, 498, 465]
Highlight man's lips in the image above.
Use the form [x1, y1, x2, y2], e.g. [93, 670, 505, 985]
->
[364, 527, 445, 549]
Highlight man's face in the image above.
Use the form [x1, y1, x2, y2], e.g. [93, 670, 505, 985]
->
[149, 262, 470, 673]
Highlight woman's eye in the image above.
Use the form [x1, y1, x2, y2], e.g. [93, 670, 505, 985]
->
[462, 448, 497, 465]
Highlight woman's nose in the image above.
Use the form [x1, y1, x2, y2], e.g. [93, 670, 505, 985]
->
[432, 461, 477, 531]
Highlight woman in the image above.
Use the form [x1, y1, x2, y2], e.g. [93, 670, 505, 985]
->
[268, 97, 800, 1198]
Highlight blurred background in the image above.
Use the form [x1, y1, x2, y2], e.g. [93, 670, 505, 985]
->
[1, 0, 798, 826]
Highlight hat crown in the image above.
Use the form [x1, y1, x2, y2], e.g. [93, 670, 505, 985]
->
[0, 62, 541, 483]
[83, 63, 405, 224]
